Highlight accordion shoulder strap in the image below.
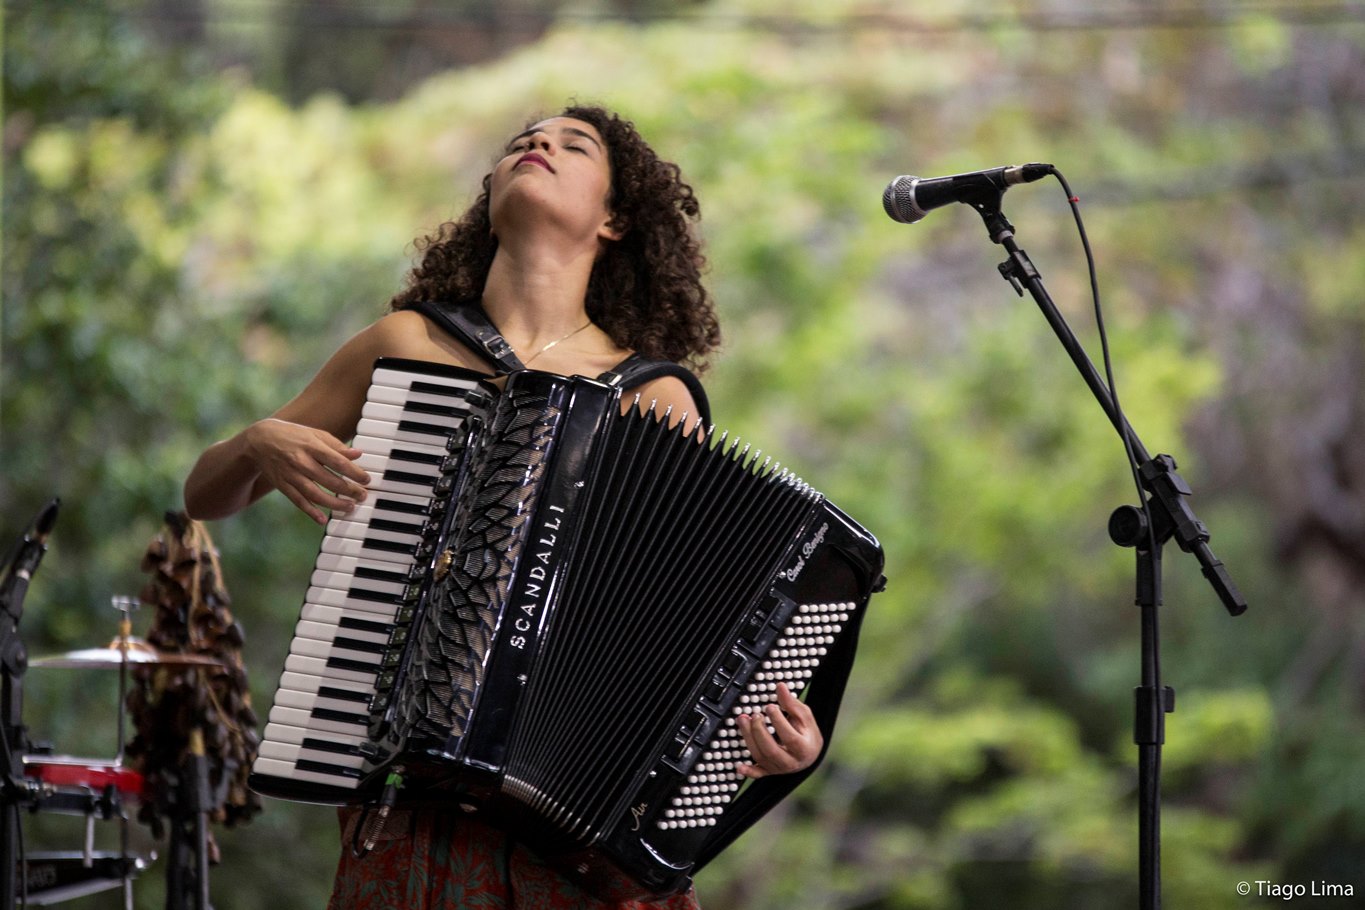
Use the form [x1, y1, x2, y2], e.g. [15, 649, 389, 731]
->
[407, 299, 525, 374]
[598, 354, 712, 428]
[408, 300, 712, 426]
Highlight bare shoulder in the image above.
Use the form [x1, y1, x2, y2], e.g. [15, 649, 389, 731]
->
[625, 374, 704, 433]
[269, 309, 486, 438]
[628, 374, 694, 410]
[365, 309, 491, 372]
[372, 307, 430, 339]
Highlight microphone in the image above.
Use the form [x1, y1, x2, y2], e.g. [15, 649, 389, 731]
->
[883, 163, 1053, 224]
[1, 499, 60, 619]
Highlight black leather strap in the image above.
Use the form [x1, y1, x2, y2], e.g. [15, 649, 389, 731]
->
[599, 354, 712, 428]
[408, 300, 524, 374]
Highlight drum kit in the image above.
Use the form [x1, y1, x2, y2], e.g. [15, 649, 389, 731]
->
[6, 594, 224, 909]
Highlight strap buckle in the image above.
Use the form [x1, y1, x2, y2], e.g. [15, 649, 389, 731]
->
[479, 331, 515, 364]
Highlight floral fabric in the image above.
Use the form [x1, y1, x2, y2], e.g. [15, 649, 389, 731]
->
[326, 808, 701, 910]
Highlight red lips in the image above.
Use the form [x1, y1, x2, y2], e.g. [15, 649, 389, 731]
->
[516, 152, 555, 173]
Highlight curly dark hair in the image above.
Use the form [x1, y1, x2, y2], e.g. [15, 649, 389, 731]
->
[389, 105, 721, 370]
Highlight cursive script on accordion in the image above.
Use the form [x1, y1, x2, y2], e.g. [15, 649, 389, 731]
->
[249, 358, 886, 900]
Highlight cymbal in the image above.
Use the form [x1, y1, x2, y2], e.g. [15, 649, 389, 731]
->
[30, 638, 227, 669]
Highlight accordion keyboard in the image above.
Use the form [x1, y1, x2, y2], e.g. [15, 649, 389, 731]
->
[252, 361, 485, 796]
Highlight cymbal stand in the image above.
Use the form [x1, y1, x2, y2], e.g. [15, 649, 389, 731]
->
[110, 596, 141, 767]
[111, 596, 141, 909]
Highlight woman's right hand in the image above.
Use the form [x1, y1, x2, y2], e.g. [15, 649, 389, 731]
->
[185, 311, 464, 524]
[242, 418, 371, 526]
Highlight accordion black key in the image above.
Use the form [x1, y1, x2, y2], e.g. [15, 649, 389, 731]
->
[250, 358, 885, 899]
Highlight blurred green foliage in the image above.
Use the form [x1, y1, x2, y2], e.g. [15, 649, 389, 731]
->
[4, 1, 1364, 908]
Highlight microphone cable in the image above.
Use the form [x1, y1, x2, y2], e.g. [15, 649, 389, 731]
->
[1050, 167, 1161, 566]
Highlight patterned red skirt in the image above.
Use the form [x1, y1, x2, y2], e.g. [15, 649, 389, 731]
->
[327, 808, 702, 910]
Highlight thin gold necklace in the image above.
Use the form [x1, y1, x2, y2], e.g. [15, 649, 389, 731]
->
[518, 320, 592, 366]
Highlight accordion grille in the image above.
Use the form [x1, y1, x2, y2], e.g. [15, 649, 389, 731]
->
[501, 406, 818, 840]
[403, 388, 559, 744]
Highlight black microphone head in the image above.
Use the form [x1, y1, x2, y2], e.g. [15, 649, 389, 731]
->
[882, 175, 927, 224]
[36, 499, 60, 537]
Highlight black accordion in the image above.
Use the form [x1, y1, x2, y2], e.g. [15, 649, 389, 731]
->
[250, 359, 885, 899]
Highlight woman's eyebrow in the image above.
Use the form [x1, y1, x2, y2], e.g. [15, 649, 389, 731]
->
[562, 127, 603, 150]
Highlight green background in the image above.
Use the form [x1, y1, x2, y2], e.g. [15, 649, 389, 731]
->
[4, 1, 1364, 907]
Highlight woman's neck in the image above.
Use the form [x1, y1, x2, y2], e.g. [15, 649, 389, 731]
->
[480, 240, 598, 348]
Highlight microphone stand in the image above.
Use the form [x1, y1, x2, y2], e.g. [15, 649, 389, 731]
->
[956, 187, 1247, 910]
[1, 499, 60, 910]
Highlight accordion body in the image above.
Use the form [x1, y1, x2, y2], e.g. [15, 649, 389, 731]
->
[250, 359, 885, 899]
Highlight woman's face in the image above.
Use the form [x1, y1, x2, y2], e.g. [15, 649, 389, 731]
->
[488, 116, 620, 247]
